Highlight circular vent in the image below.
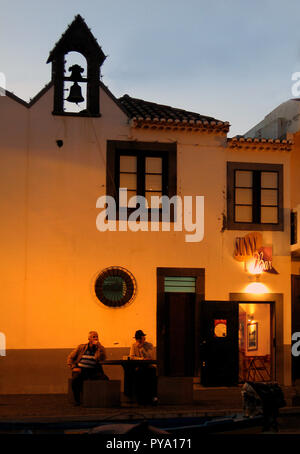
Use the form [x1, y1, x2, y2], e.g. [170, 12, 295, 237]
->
[95, 267, 137, 308]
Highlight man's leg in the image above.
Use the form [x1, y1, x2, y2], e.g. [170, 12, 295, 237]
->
[71, 370, 85, 404]
[133, 366, 145, 404]
[93, 366, 109, 381]
[148, 366, 157, 401]
[134, 366, 156, 405]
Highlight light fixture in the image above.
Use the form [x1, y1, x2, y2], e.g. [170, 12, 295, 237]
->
[245, 258, 263, 275]
[247, 272, 261, 284]
[244, 282, 268, 294]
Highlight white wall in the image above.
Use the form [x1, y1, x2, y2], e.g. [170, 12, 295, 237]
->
[0, 86, 292, 356]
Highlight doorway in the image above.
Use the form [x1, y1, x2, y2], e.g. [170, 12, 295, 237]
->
[164, 292, 195, 376]
[200, 301, 239, 386]
[157, 268, 205, 377]
[199, 301, 275, 386]
[238, 303, 273, 383]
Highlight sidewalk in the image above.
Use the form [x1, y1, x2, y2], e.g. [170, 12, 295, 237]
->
[0, 385, 299, 423]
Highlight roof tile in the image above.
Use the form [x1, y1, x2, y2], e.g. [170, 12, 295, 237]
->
[118, 94, 225, 125]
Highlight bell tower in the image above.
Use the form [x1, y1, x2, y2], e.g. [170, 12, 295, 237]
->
[47, 15, 106, 116]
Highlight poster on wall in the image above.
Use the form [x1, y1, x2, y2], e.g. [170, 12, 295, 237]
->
[247, 322, 258, 351]
[214, 319, 227, 338]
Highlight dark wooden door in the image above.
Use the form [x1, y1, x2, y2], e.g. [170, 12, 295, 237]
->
[164, 292, 195, 376]
[200, 301, 239, 386]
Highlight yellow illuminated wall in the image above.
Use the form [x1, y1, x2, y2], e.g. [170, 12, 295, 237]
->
[0, 82, 293, 390]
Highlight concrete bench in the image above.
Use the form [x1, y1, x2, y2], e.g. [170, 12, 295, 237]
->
[157, 376, 194, 404]
[68, 378, 121, 407]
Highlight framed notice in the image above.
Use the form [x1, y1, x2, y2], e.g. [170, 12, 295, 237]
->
[247, 322, 258, 351]
[214, 319, 227, 338]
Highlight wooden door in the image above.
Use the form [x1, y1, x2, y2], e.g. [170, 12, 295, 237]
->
[164, 292, 195, 376]
[200, 301, 239, 386]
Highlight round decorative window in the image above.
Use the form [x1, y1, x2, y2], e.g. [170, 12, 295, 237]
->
[95, 267, 137, 308]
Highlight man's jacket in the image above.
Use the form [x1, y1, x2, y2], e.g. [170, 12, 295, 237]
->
[67, 343, 106, 369]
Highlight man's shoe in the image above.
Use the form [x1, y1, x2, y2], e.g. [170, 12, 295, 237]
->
[152, 397, 158, 406]
[73, 401, 80, 406]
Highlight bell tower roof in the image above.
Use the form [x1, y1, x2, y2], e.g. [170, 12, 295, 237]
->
[46, 15, 106, 64]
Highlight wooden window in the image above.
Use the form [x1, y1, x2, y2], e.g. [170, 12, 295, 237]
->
[227, 162, 283, 231]
[119, 155, 137, 208]
[118, 153, 164, 208]
[107, 141, 177, 220]
[145, 157, 163, 208]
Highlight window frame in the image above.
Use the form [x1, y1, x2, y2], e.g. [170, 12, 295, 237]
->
[94, 266, 137, 308]
[107, 141, 177, 221]
[227, 162, 284, 231]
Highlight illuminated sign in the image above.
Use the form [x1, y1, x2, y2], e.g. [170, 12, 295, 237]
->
[234, 232, 278, 274]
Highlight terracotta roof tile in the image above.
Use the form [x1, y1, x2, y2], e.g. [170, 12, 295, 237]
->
[119, 94, 227, 126]
[227, 136, 293, 151]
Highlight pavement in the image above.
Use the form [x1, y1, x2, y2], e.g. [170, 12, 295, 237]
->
[0, 393, 242, 424]
[0, 385, 300, 424]
[1, 385, 300, 436]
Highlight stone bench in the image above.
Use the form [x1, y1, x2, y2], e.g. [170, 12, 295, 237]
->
[68, 378, 121, 407]
[157, 376, 194, 404]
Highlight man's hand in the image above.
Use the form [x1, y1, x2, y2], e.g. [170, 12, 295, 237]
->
[73, 368, 81, 372]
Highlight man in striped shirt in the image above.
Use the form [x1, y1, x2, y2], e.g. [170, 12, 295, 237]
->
[67, 331, 108, 405]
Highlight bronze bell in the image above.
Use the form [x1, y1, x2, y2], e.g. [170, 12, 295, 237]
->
[68, 64, 84, 82]
[66, 81, 84, 104]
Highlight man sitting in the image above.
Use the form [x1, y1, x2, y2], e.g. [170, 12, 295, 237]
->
[67, 331, 108, 405]
[130, 330, 157, 405]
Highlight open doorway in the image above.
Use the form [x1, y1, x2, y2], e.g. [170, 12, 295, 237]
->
[238, 302, 274, 383]
[198, 300, 276, 387]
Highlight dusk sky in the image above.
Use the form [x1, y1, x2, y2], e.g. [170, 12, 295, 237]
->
[1, 0, 300, 136]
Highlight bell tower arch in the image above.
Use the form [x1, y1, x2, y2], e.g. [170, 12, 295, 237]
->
[47, 15, 106, 117]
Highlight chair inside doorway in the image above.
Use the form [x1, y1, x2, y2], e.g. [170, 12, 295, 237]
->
[238, 303, 272, 382]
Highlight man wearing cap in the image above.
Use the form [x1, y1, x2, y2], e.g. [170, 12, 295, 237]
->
[130, 330, 154, 360]
[129, 330, 157, 405]
[67, 331, 108, 405]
